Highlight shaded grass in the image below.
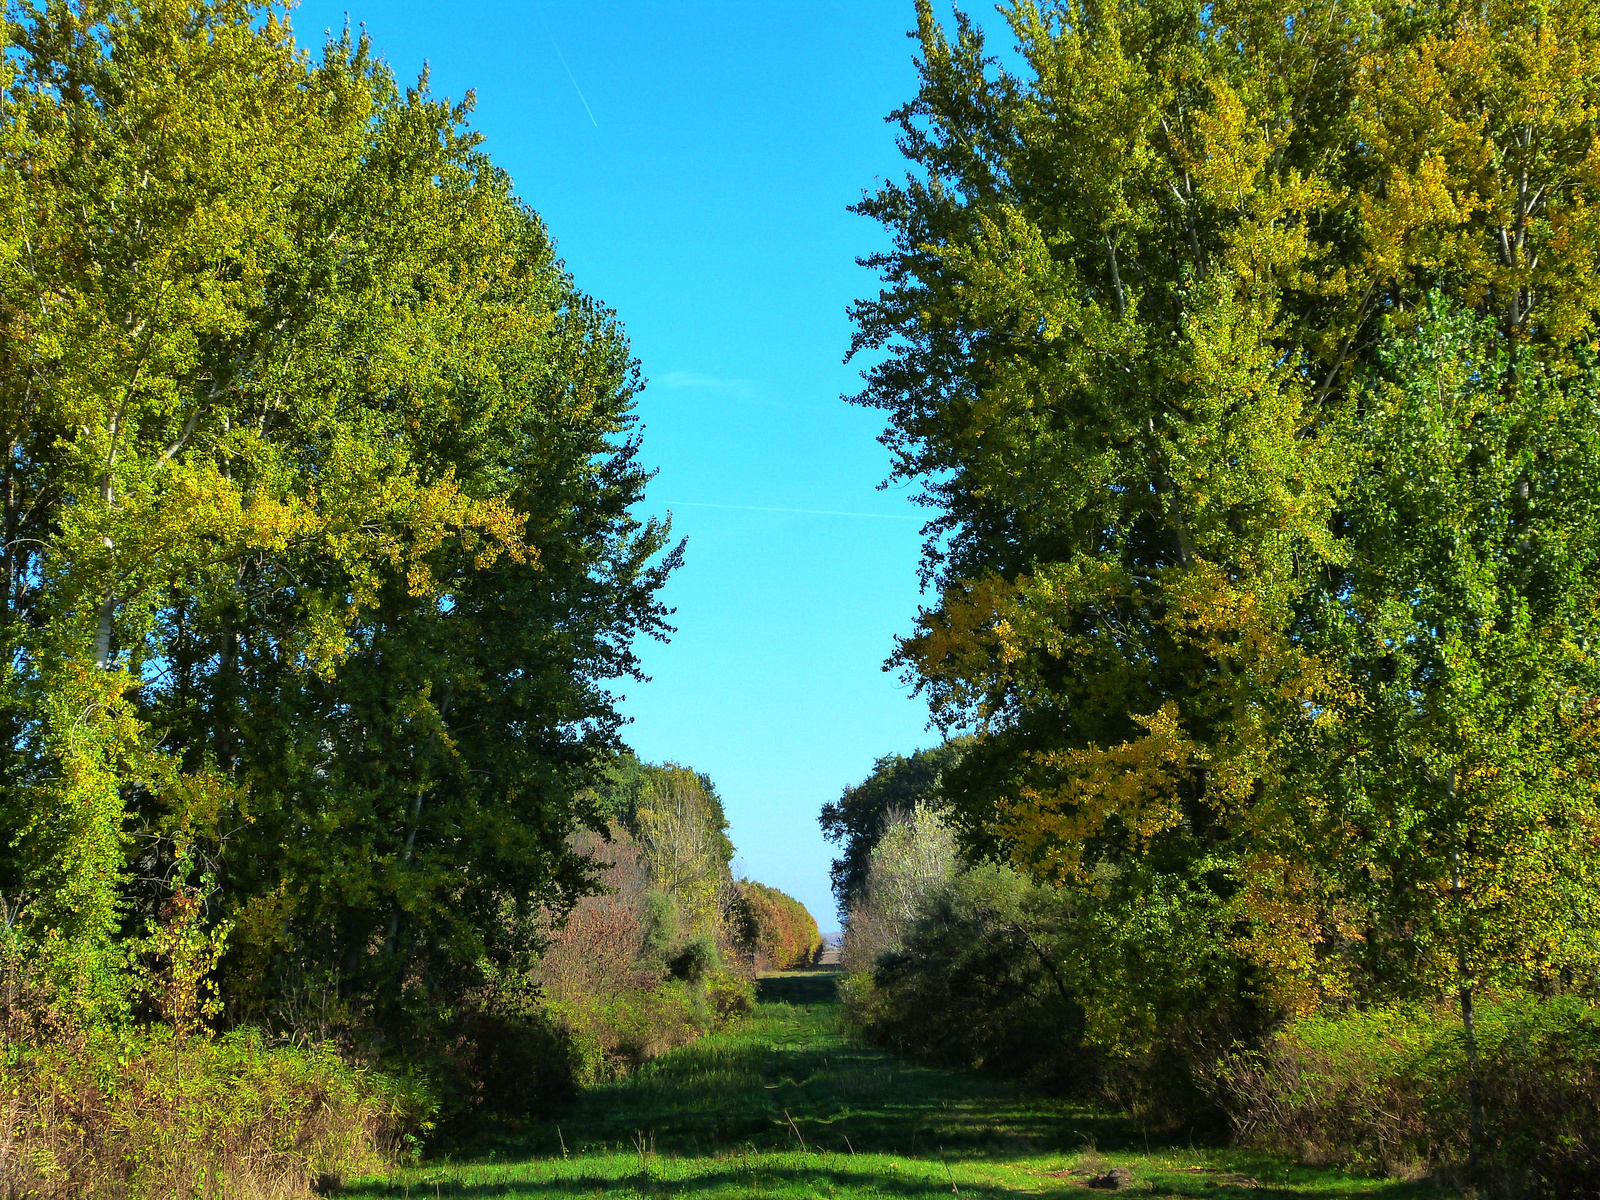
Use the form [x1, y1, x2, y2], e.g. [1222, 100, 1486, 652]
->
[345, 972, 1438, 1199]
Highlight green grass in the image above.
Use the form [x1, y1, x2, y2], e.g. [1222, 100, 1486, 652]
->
[343, 973, 1437, 1198]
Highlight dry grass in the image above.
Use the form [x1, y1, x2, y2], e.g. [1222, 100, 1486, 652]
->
[0, 1026, 419, 1199]
[1224, 996, 1600, 1196]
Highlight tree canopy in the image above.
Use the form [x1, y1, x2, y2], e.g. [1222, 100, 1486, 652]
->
[1, 0, 678, 1036]
[850, 0, 1600, 1044]
[820, 739, 969, 915]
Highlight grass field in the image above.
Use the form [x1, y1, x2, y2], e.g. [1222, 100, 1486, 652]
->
[344, 973, 1436, 1198]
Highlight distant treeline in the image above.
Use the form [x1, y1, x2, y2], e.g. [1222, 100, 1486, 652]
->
[733, 880, 822, 971]
[830, 0, 1600, 1195]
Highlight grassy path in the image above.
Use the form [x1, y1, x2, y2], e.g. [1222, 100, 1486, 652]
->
[346, 974, 1433, 1199]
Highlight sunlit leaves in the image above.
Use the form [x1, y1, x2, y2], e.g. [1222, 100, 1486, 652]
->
[1, 0, 676, 1033]
[852, 0, 1600, 1041]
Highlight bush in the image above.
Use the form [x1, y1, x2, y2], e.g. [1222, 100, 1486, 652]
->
[0, 1026, 422, 1199]
[843, 865, 1091, 1092]
[424, 993, 582, 1142]
[839, 854, 1240, 1134]
[670, 935, 722, 985]
[1225, 995, 1600, 1196]
[704, 971, 756, 1022]
[525, 828, 755, 1096]
[548, 978, 719, 1085]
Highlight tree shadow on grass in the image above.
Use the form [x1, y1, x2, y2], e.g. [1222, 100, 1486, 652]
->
[341, 1159, 1438, 1199]
[475, 989, 1178, 1165]
[385, 987, 1411, 1199]
[755, 971, 840, 1006]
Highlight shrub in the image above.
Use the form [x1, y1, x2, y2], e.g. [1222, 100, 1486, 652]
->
[839, 854, 1240, 1134]
[1225, 995, 1600, 1196]
[520, 827, 755, 1101]
[547, 981, 703, 1084]
[704, 971, 756, 1022]
[844, 864, 1091, 1091]
[670, 935, 722, 984]
[423, 987, 582, 1141]
[0, 1026, 422, 1199]
[641, 890, 685, 964]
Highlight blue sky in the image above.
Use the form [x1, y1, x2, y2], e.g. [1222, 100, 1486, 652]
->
[288, 0, 1003, 929]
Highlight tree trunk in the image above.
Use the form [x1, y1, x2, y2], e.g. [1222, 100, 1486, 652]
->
[1457, 959, 1484, 1171]
[1447, 770, 1486, 1173]
[93, 590, 116, 670]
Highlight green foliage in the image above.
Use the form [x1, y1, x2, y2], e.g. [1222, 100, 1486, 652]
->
[476, 802, 750, 1135]
[703, 970, 757, 1022]
[848, 0, 1363, 1041]
[0, 1025, 423, 1197]
[1297, 304, 1600, 1010]
[669, 934, 722, 985]
[0, 0, 677, 1049]
[1228, 996, 1600, 1197]
[732, 880, 822, 970]
[0, 0, 714, 1177]
[820, 739, 969, 914]
[595, 756, 737, 942]
[843, 865, 1087, 1090]
[541, 972, 752, 1090]
[641, 890, 685, 964]
[848, 5, 1600, 1152]
[842, 852, 1245, 1129]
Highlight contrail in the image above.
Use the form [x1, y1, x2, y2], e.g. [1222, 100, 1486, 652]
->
[660, 501, 919, 521]
[548, 36, 598, 127]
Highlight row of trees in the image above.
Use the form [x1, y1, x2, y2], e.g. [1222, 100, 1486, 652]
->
[1, 0, 679, 1055]
[839, 0, 1600, 1181]
[733, 880, 823, 970]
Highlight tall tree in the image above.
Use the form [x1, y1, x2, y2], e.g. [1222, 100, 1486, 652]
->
[1296, 302, 1600, 1144]
[0, 0, 678, 1032]
[592, 756, 735, 942]
[850, 0, 1600, 1040]
[820, 739, 969, 915]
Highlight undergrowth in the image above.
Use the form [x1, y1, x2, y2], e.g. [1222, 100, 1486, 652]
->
[1226, 995, 1600, 1197]
[0, 1025, 422, 1199]
[345, 972, 1438, 1199]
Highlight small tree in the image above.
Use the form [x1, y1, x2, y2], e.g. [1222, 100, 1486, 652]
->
[128, 848, 232, 1038]
[842, 806, 957, 975]
[1307, 300, 1600, 1157]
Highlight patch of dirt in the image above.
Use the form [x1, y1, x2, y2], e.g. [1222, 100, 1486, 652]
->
[1046, 1164, 1136, 1190]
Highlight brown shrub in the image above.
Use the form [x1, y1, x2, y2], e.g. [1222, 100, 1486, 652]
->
[534, 828, 658, 999]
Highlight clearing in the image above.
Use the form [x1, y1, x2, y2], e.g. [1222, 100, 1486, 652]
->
[346, 973, 1434, 1198]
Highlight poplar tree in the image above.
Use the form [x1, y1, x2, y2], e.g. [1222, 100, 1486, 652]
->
[1300, 304, 1600, 1147]
[1, 0, 677, 1032]
[851, 0, 1600, 1043]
